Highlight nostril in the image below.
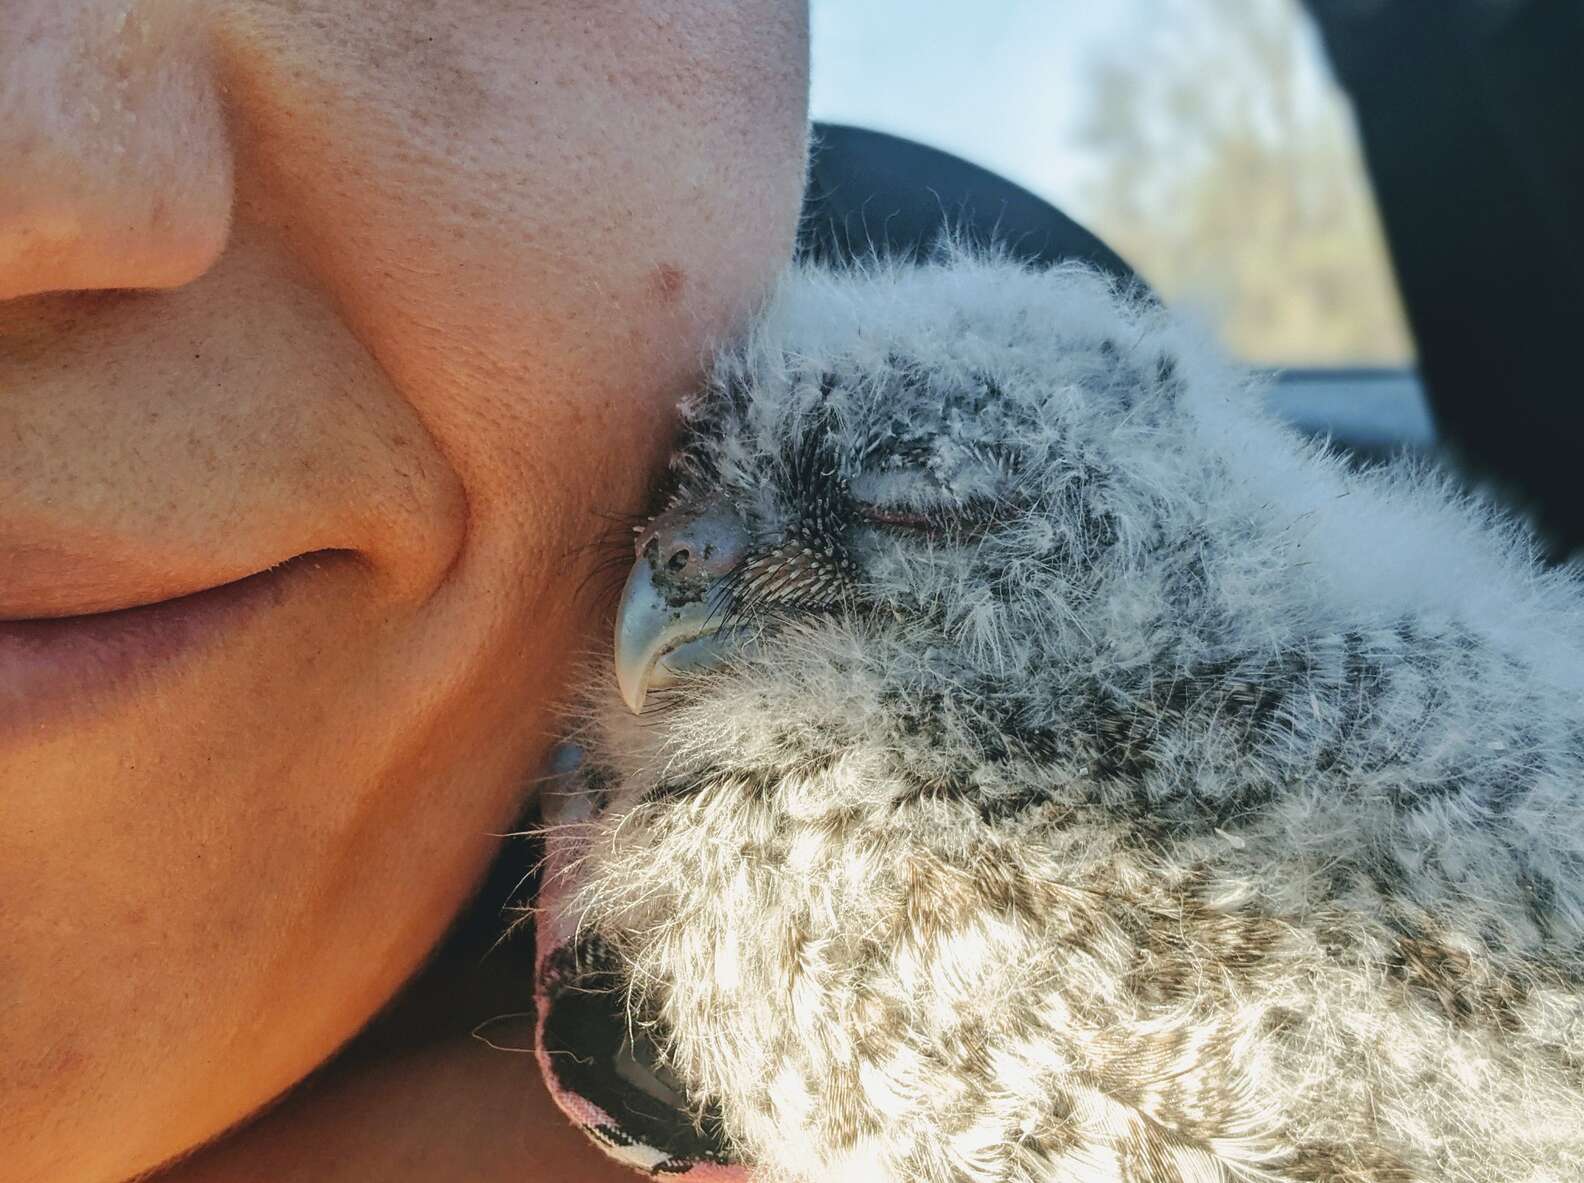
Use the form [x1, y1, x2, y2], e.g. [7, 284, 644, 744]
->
[635, 503, 749, 583]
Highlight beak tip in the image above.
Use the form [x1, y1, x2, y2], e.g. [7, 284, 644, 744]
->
[619, 679, 647, 715]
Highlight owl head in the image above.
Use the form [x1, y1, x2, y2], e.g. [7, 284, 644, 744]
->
[606, 253, 1280, 813]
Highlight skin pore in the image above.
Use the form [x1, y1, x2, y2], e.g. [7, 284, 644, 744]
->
[0, 2, 809, 1180]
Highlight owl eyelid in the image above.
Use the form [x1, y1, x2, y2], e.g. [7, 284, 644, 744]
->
[856, 504, 1007, 539]
[858, 506, 939, 530]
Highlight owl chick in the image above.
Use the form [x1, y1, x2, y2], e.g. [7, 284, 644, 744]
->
[532, 253, 1584, 1183]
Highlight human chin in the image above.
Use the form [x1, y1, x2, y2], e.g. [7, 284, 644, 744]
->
[0, 555, 403, 1172]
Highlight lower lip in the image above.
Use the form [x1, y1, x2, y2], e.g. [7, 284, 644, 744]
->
[0, 553, 326, 742]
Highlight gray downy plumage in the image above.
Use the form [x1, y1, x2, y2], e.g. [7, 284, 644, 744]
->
[544, 252, 1584, 1183]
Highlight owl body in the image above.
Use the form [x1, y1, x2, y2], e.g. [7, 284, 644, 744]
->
[548, 256, 1584, 1182]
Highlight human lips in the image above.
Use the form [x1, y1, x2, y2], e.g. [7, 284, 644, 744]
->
[0, 551, 335, 741]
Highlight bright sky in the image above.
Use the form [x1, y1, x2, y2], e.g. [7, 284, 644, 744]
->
[806, 2, 1413, 366]
[809, 1, 1129, 214]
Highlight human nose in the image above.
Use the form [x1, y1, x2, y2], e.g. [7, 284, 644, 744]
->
[0, 0, 233, 302]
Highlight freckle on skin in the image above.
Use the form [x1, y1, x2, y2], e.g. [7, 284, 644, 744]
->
[651, 262, 685, 304]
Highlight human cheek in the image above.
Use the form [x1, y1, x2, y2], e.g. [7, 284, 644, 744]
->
[215, 0, 811, 583]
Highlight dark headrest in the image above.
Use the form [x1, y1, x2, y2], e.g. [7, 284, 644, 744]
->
[798, 123, 1137, 283]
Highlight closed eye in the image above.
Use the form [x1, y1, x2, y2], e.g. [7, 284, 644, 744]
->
[858, 506, 938, 530]
[856, 500, 1010, 539]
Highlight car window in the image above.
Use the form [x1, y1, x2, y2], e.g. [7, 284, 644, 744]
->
[811, 0, 1414, 367]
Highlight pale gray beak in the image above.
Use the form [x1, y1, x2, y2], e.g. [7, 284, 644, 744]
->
[614, 502, 749, 713]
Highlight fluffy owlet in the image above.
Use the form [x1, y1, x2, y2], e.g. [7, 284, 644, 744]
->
[528, 254, 1584, 1183]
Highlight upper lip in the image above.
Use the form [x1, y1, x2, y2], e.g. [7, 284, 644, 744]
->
[0, 541, 307, 621]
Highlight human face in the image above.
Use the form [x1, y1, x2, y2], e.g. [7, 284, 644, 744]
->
[0, 2, 810, 1179]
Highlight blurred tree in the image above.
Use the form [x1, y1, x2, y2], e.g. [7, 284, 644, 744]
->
[1074, 0, 1412, 364]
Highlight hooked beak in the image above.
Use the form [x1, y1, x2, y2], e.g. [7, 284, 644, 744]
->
[614, 502, 749, 713]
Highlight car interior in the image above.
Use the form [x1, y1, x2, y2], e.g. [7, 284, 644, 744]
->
[800, 0, 1581, 564]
